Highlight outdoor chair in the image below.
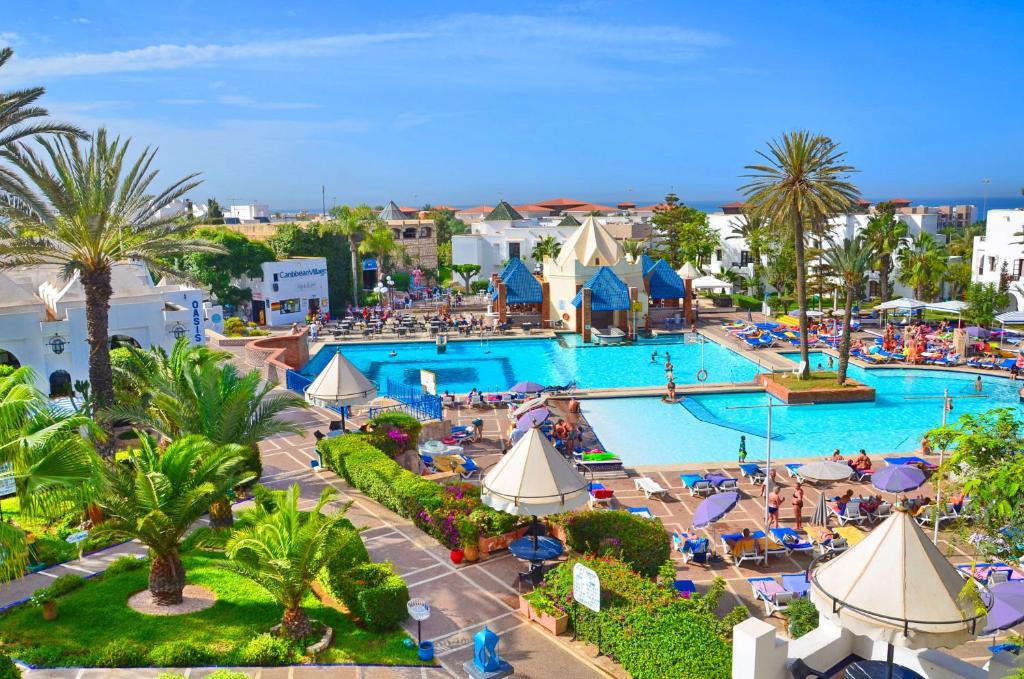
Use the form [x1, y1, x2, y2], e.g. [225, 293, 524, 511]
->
[328, 420, 344, 432]
[739, 463, 767, 484]
[716, 478, 739, 493]
[634, 476, 669, 499]
[814, 536, 848, 557]
[458, 457, 480, 480]
[990, 569, 1011, 584]
[313, 430, 325, 441]
[829, 501, 866, 526]
[749, 577, 795, 616]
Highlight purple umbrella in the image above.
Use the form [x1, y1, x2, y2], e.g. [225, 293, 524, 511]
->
[965, 326, 991, 338]
[509, 380, 545, 394]
[693, 491, 739, 528]
[516, 407, 550, 431]
[983, 581, 1024, 634]
[872, 465, 926, 493]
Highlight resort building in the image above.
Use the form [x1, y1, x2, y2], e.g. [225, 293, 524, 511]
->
[971, 209, 1024, 309]
[0, 262, 219, 395]
[377, 200, 439, 274]
[226, 202, 271, 223]
[240, 257, 330, 326]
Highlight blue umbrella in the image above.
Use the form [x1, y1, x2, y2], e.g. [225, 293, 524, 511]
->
[516, 407, 550, 432]
[872, 465, 926, 493]
[509, 380, 544, 394]
[693, 491, 739, 528]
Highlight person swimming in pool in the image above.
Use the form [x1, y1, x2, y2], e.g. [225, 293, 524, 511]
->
[651, 350, 658, 363]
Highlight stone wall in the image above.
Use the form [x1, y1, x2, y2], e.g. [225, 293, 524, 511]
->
[243, 331, 310, 383]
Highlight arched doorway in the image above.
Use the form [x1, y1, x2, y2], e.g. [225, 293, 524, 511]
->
[108, 335, 141, 350]
[48, 370, 72, 398]
[0, 349, 20, 372]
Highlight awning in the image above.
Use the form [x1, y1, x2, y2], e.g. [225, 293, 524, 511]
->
[571, 267, 630, 311]
[645, 259, 686, 299]
[925, 300, 968, 314]
[996, 311, 1024, 324]
[690, 275, 733, 291]
[874, 297, 925, 311]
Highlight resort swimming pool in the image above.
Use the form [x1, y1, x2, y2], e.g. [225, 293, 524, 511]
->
[300, 335, 763, 393]
[584, 363, 1024, 465]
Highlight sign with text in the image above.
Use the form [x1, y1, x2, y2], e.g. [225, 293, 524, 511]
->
[572, 563, 601, 612]
[0, 463, 14, 498]
[420, 370, 437, 396]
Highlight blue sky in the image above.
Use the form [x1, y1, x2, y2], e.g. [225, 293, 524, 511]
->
[3, 1, 1022, 210]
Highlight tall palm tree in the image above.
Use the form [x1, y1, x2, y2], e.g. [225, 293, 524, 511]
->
[820, 237, 874, 385]
[94, 434, 253, 605]
[217, 484, 351, 638]
[532, 236, 562, 263]
[897, 232, 947, 301]
[0, 367, 99, 581]
[726, 210, 769, 296]
[947, 222, 982, 259]
[620, 239, 646, 262]
[109, 340, 307, 527]
[861, 202, 908, 302]
[741, 131, 860, 378]
[358, 224, 399, 280]
[325, 204, 381, 305]
[0, 47, 88, 216]
[0, 129, 220, 414]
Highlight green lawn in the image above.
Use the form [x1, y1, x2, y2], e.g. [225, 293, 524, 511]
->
[771, 372, 860, 391]
[0, 552, 424, 668]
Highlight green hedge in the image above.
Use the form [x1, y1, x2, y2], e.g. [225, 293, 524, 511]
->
[731, 293, 761, 311]
[0, 651, 19, 679]
[563, 510, 670, 578]
[527, 557, 741, 679]
[322, 562, 409, 632]
[785, 598, 819, 638]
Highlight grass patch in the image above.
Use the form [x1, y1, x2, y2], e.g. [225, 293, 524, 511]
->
[771, 372, 860, 391]
[0, 552, 423, 668]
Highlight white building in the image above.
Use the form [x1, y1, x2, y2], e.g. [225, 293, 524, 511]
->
[152, 198, 207, 222]
[227, 203, 271, 223]
[971, 209, 1024, 309]
[0, 262, 220, 395]
[242, 258, 330, 326]
[707, 201, 939, 298]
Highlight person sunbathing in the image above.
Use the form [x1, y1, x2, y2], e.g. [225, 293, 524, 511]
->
[729, 528, 761, 558]
[829, 449, 844, 462]
[851, 450, 872, 471]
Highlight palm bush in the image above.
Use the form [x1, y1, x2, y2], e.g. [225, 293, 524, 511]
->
[820, 236, 874, 384]
[215, 484, 353, 639]
[93, 434, 253, 604]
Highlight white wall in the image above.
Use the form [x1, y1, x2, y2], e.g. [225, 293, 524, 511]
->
[252, 258, 330, 326]
[972, 210, 1024, 309]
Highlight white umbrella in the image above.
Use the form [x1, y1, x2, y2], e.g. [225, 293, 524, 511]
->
[677, 262, 701, 279]
[513, 394, 549, 418]
[810, 508, 986, 668]
[796, 461, 853, 482]
[304, 351, 378, 430]
[874, 297, 926, 312]
[690, 274, 733, 291]
[481, 426, 589, 517]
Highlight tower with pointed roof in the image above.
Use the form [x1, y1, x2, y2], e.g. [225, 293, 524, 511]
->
[484, 201, 524, 222]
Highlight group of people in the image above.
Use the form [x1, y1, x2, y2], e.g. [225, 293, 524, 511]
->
[651, 350, 678, 402]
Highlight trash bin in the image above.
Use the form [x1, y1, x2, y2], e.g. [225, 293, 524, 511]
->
[418, 641, 434, 661]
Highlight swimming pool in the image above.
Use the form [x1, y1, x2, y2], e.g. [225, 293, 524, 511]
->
[584, 362, 1023, 465]
[300, 335, 763, 393]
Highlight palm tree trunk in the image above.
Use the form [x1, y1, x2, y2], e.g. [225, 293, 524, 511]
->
[879, 256, 890, 302]
[149, 550, 186, 605]
[349, 236, 360, 306]
[793, 211, 810, 379]
[837, 288, 854, 385]
[80, 267, 115, 414]
[281, 605, 314, 639]
[209, 495, 234, 529]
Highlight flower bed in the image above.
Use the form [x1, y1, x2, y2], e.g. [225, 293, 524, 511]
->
[525, 557, 746, 679]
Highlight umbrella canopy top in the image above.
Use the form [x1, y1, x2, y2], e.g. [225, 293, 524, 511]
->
[874, 297, 926, 312]
[677, 261, 701, 279]
[797, 461, 853, 482]
[872, 465, 927, 493]
[509, 380, 545, 394]
[516, 407, 550, 431]
[693, 491, 739, 528]
[304, 352, 377, 407]
[925, 300, 968, 314]
[690, 274, 732, 290]
[965, 326, 991, 338]
[810, 509, 986, 649]
[481, 426, 589, 517]
[982, 581, 1024, 634]
[513, 394, 549, 417]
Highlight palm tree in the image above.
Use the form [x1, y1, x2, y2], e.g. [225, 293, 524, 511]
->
[326, 204, 381, 305]
[94, 434, 253, 605]
[109, 340, 307, 527]
[947, 222, 982, 259]
[820, 237, 874, 384]
[0, 367, 100, 581]
[0, 129, 220, 414]
[532, 236, 562, 263]
[861, 203, 908, 302]
[217, 484, 351, 638]
[726, 210, 769, 296]
[621, 239, 646, 262]
[741, 131, 860, 378]
[897, 232, 947, 301]
[358, 224, 399, 280]
[0, 47, 88, 216]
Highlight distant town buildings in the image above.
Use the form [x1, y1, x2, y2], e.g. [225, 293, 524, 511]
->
[226, 203, 271, 223]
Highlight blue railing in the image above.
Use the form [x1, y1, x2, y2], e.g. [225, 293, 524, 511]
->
[382, 377, 442, 421]
[286, 370, 313, 394]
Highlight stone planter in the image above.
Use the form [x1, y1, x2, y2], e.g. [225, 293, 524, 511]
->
[478, 526, 529, 559]
[757, 373, 875, 404]
[546, 522, 568, 543]
[518, 595, 568, 636]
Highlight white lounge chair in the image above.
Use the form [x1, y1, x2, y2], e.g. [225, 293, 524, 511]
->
[634, 476, 669, 499]
[814, 536, 848, 557]
[869, 501, 892, 523]
[716, 478, 739, 493]
[829, 501, 867, 526]
[749, 578, 795, 616]
[723, 537, 766, 567]
[468, 393, 482, 408]
[916, 503, 959, 528]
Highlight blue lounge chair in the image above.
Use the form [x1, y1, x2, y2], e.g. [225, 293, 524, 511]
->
[771, 528, 813, 554]
[884, 456, 937, 471]
[672, 533, 710, 564]
[681, 474, 714, 496]
[739, 463, 767, 484]
[458, 456, 480, 479]
[781, 572, 810, 597]
[628, 506, 655, 519]
[748, 577, 794, 615]
[673, 579, 697, 596]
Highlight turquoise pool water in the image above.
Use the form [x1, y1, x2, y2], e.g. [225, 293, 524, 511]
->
[300, 336, 763, 393]
[584, 363, 1023, 465]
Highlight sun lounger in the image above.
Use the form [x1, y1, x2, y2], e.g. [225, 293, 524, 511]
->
[748, 577, 795, 616]
[681, 474, 714, 496]
[458, 456, 480, 480]
[781, 573, 810, 598]
[672, 533, 710, 565]
[914, 502, 960, 527]
[634, 476, 669, 499]
[722, 531, 768, 567]
[884, 456, 937, 471]
[628, 507, 655, 519]
[828, 501, 866, 526]
[739, 463, 768, 484]
[814, 535, 848, 557]
[715, 478, 739, 493]
[864, 501, 891, 523]
[588, 482, 614, 508]
[673, 579, 697, 596]
[771, 527, 813, 554]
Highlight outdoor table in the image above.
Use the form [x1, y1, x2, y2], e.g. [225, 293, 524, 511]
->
[844, 661, 924, 679]
[509, 536, 564, 564]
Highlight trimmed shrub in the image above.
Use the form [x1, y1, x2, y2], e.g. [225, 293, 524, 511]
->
[0, 365, 15, 379]
[366, 412, 423, 457]
[563, 510, 670, 578]
[732, 293, 762, 311]
[105, 555, 147, 577]
[785, 597, 819, 638]
[92, 640, 148, 667]
[326, 562, 410, 632]
[470, 280, 490, 293]
[47, 574, 86, 597]
[148, 640, 216, 667]
[0, 651, 20, 679]
[234, 633, 297, 666]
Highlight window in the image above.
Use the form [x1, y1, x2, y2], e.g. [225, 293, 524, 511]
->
[392, 228, 401, 239]
[1015, 259, 1024, 278]
[275, 298, 300, 314]
[715, 249, 723, 261]
[740, 250, 753, 266]
[419, 226, 432, 238]
[272, 273, 279, 282]
[989, 256, 997, 271]
[508, 242, 521, 260]
[403, 227, 417, 239]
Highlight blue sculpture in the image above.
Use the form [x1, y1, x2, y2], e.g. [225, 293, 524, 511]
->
[465, 625, 513, 678]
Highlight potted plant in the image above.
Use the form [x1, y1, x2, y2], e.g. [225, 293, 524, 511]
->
[449, 547, 464, 564]
[32, 587, 58, 621]
[458, 518, 480, 562]
[521, 591, 569, 635]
